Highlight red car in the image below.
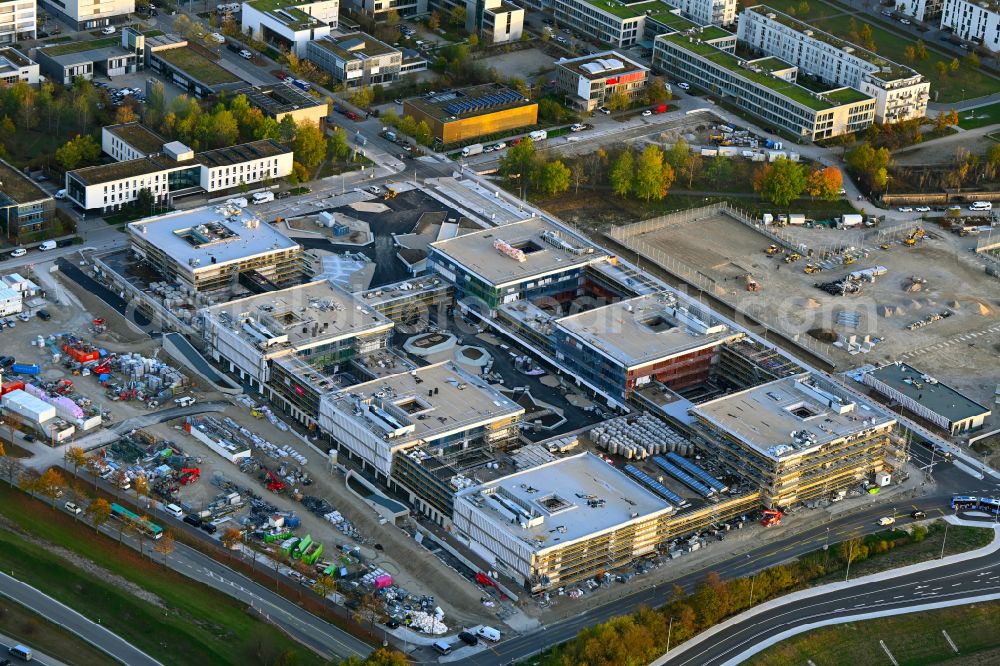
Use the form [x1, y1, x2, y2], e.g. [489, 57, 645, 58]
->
[276, 72, 288, 80]
[346, 111, 360, 121]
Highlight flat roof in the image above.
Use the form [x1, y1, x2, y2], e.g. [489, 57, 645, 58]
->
[692, 373, 896, 460]
[456, 452, 673, 552]
[746, 5, 917, 80]
[582, 0, 676, 20]
[41, 36, 120, 58]
[556, 50, 648, 80]
[868, 363, 990, 424]
[205, 279, 392, 352]
[70, 139, 290, 185]
[235, 83, 325, 116]
[656, 32, 867, 111]
[106, 123, 167, 155]
[0, 47, 33, 70]
[0, 159, 51, 205]
[247, 0, 326, 29]
[404, 83, 536, 123]
[310, 32, 397, 61]
[154, 46, 242, 86]
[127, 204, 300, 272]
[332, 360, 524, 443]
[430, 218, 605, 288]
[556, 292, 739, 368]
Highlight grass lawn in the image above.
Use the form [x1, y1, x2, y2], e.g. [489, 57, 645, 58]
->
[747, 600, 1000, 666]
[0, 597, 111, 666]
[156, 47, 240, 86]
[0, 483, 322, 666]
[808, 13, 998, 101]
[958, 101, 1000, 129]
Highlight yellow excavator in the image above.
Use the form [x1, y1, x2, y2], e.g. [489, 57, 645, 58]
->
[765, 244, 780, 255]
[904, 227, 924, 246]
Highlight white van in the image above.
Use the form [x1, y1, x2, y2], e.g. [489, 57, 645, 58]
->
[165, 503, 184, 518]
[252, 191, 274, 204]
[38, 240, 56, 251]
[226, 197, 248, 208]
[9, 644, 33, 660]
[174, 396, 196, 407]
[476, 626, 501, 642]
[432, 640, 452, 655]
[969, 201, 993, 211]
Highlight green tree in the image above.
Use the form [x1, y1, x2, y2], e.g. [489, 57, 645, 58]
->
[135, 187, 155, 215]
[610, 150, 634, 197]
[538, 98, 565, 124]
[537, 159, 570, 196]
[845, 142, 891, 192]
[607, 89, 630, 111]
[291, 122, 327, 171]
[349, 86, 374, 110]
[964, 52, 980, 69]
[277, 115, 298, 143]
[645, 77, 671, 104]
[633, 145, 673, 201]
[704, 156, 733, 183]
[915, 39, 928, 60]
[427, 10, 441, 30]
[329, 126, 351, 161]
[414, 120, 433, 146]
[468, 33, 479, 48]
[55, 134, 100, 170]
[752, 157, 807, 207]
[208, 109, 239, 147]
[499, 137, 537, 190]
[449, 5, 467, 28]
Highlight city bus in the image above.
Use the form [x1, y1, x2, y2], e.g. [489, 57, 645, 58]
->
[110, 503, 164, 540]
[951, 496, 980, 511]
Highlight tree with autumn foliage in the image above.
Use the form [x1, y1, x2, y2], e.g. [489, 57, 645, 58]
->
[752, 157, 807, 207]
[85, 497, 113, 533]
[806, 166, 843, 201]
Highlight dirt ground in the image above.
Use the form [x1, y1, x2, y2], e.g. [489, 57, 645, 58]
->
[476, 48, 554, 80]
[620, 212, 1000, 406]
[143, 406, 498, 630]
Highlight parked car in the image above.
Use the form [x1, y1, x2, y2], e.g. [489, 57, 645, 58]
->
[183, 514, 202, 527]
[367, 185, 383, 195]
[64, 501, 82, 514]
[458, 631, 478, 646]
[915, 206, 931, 212]
[598, 106, 611, 115]
[570, 123, 586, 132]
[36, 309, 51, 320]
[17, 312, 28, 322]
[209, 32, 226, 43]
[239, 48, 253, 59]
[897, 206, 913, 212]
[10, 248, 25, 258]
[101, 25, 116, 34]
[677, 81, 691, 90]
[641, 109, 652, 116]
[54, 189, 67, 199]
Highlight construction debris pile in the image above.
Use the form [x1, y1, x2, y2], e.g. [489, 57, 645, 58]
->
[236, 394, 291, 432]
[99, 430, 203, 500]
[590, 413, 694, 459]
[50, 335, 188, 404]
[906, 310, 953, 331]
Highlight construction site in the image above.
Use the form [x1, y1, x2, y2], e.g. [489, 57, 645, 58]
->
[608, 204, 1000, 413]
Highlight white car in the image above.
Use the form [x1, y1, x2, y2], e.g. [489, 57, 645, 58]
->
[209, 32, 226, 43]
[101, 25, 116, 34]
[367, 185, 383, 195]
[915, 206, 931, 212]
[598, 106, 611, 115]
[897, 206, 913, 212]
[239, 48, 253, 59]
[64, 501, 82, 515]
[900, 18, 911, 24]
[641, 110, 652, 116]
[493, 142, 506, 151]
[10, 248, 25, 258]
[677, 82, 691, 90]
[570, 123, 586, 132]
[55, 188, 67, 199]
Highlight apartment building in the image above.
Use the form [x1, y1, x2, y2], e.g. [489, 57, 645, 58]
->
[551, 0, 733, 47]
[241, 0, 337, 56]
[481, 0, 524, 43]
[339, 0, 426, 20]
[940, 0, 1000, 52]
[673, 0, 736, 26]
[0, 0, 36, 45]
[738, 6, 930, 122]
[653, 32, 877, 139]
[554, 50, 649, 112]
[65, 139, 293, 212]
[306, 32, 402, 88]
[0, 47, 38, 85]
[895, 0, 943, 23]
[40, 0, 133, 30]
[0, 159, 54, 237]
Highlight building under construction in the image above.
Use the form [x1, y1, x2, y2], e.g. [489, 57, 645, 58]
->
[691, 372, 898, 508]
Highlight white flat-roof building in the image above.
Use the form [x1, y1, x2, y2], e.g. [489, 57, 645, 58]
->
[692, 373, 897, 507]
[453, 452, 677, 591]
[0, 47, 38, 85]
[941, 0, 1000, 52]
[241, 0, 337, 56]
[127, 204, 303, 294]
[39, 0, 133, 30]
[895, 0, 943, 22]
[202, 280, 394, 415]
[554, 51, 650, 112]
[738, 6, 930, 123]
[306, 32, 403, 88]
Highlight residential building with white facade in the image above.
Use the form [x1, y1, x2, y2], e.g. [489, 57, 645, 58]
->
[0, 0, 36, 45]
[306, 32, 402, 87]
[241, 0, 337, 56]
[554, 50, 649, 111]
[940, 0, 1000, 52]
[39, 0, 133, 30]
[551, 0, 733, 47]
[738, 6, 930, 123]
[895, 0, 943, 23]
[673, 0, 736, 26]
[481, 0, 524, 43]
[0, 47, 38, 85]
[339, 0, 426, 20]
[65, 138, 293, 213]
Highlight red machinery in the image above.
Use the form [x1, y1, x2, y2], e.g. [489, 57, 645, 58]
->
[475, 572, 507, 600]
[178, 468, 200, 485]
[92, 318, 107, 333]
[1, 380, 24, 396]
[264, 468, 286, 493]
[760, 509, 783, 527]
[62, 342, 100, 363]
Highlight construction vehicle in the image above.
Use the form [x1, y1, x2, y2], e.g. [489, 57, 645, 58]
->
[760, 509, 783, 527]
[264, 468, 286, 493]
[784, 252, 802, 263]
[880, 242, 891, 250]
[904, 227, 924, 246]
[178, 468, 200, 485]
[92, 318, 107, 333]
[744, 274, 760, 292]
[383, 187, 397, 200]
[843, 256, 856, 265]
[803, 264, 819, 274]
[765, 244, 779, 255]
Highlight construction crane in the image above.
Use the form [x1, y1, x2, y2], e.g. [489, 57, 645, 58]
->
[744, 274, 760, 292]
[760, 509, 783, 527]
[904, 227, 925, 246]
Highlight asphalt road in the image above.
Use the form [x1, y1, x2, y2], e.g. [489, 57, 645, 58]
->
[0, 636, 64, 666]
[665, 516, 1000, 666]
[0, 573, 161, 666]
